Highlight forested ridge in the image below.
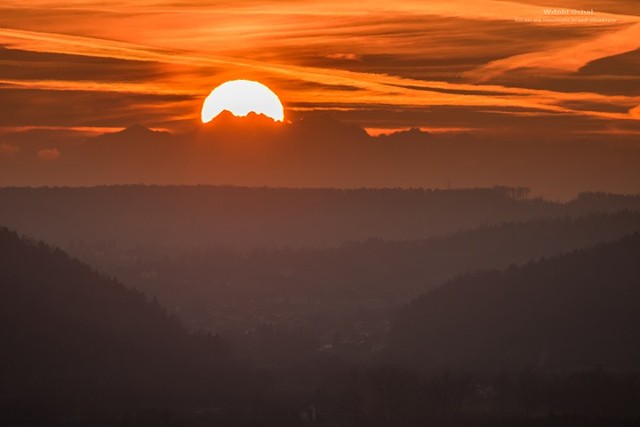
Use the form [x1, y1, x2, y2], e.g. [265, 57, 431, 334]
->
[2, 186, 640, 248]
[67, 210, 640, 357]
[390, 233, 640, 372]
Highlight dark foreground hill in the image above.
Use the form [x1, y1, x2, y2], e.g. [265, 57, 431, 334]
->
[390, 233, 640, 373]
[3, 228, 640, 426]
[0, 228, 239, 425]
[1, 186, 640, 248]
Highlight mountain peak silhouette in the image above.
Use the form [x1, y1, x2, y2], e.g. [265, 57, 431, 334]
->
[81, 123, 174, 159]
[378, 127, 432, 144]
[117, 124, 172, 139]
[292, 112, 369, 142]
[197, 110, 285, 143]
[207, 110, 282, 127]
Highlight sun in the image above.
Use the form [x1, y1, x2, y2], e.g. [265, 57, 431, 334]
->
[201, 80, 284, 123]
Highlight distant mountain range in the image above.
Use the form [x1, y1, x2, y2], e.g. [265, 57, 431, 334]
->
[2, 112, 640, 198]
[390, 232, 640, 372]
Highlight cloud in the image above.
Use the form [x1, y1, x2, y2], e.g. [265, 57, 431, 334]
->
[0, 143, 19, 155]
[0, 47, 164, 82]
[579, 48, 640, 77]
[37, 148, 60, 160]
[470, 23, 640, 80]
[0, 88, 194, 131]
[325, 53, 361, 61]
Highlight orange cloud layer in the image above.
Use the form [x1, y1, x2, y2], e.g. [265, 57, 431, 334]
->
[0, 0, 638, 134]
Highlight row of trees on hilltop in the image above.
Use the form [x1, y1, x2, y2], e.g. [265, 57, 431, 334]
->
[1, 186, 639, 248]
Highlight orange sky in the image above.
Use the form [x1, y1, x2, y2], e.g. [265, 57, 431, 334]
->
[0, 0, 638, 134]
[1, 1, 639, 197]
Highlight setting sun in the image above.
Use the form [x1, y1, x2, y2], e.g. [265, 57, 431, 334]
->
[201, 80, 284, 123]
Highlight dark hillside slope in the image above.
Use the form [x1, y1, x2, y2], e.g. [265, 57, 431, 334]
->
[0, 228, 232, 418]
[390, 233, 640, 372]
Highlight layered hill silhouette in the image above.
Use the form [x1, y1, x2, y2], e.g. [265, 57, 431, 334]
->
[0, 227, 235, 420]
[1, 186, 640, 249]
[69, 211, 640, 351]
[82, 210, 640, 302]
[390, 233, 640, 372]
